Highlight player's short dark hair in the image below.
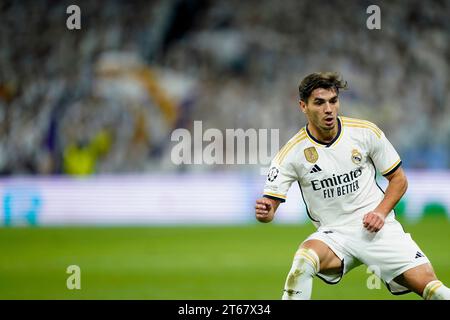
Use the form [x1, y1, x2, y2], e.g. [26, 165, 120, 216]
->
[298, 72, 348, 102]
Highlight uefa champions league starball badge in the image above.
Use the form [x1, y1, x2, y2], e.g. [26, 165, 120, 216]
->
[267, 167, 279, 182]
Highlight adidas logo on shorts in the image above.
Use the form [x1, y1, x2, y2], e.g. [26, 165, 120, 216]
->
[415, 251, 424, 259]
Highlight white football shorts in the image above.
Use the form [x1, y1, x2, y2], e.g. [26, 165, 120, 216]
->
[303, 219, 430, 294]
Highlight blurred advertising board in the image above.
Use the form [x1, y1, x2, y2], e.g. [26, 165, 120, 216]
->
[0, 171, 449, 226]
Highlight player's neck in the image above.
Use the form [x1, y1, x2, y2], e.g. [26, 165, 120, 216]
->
[306, 122, 339, 144]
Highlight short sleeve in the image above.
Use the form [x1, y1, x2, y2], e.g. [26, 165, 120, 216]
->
[263, 160, 297, 203]
[369, 129, 402, 176]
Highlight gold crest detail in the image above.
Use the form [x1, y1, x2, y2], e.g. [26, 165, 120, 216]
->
[351, 149, 362, 165]
[304, 147, 319, 163]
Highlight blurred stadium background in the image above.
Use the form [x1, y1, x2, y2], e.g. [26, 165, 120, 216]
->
[0, 0, 449, 299]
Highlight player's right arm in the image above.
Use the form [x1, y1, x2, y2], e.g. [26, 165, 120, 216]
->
[255, 197, 281, 223]
[256, 140, 299, 223]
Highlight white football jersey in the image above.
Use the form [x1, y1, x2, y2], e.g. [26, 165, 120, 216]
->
[263, 116, 402, 228]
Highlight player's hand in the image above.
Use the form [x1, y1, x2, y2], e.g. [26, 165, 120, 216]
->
[255, 198, 275, 223]
[363, 211, 385, 233]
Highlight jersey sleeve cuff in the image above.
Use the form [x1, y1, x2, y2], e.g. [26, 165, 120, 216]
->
[382, 159, 402, 176]
[263, 192, 286, 203]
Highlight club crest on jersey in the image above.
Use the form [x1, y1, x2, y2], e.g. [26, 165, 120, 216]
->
[304, 147, 318, 163]
[267, 167, 279, 182]
[351, 149, 362, 165]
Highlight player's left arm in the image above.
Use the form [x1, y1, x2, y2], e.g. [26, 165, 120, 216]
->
[364, 123, 407, 233]
[363, 167, 408, 232]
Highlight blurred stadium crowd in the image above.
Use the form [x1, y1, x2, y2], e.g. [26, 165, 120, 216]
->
[0, 0, 449, 175]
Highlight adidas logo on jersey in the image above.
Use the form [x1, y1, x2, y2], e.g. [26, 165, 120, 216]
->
[310, 164, 322, 173]
[415, 251, 424, 259]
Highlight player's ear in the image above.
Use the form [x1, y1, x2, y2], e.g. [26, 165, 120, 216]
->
[299, 100, 307, 114]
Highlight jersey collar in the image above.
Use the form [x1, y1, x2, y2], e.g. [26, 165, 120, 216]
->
[305, 117, 343, 148]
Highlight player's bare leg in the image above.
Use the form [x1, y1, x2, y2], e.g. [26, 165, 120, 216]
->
[282, 239, 342, 300]
[394, 263, 450, 300]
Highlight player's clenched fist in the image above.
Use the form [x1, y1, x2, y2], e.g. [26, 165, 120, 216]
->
[255, 197, 277, 223]
[363, 211, 385, 233]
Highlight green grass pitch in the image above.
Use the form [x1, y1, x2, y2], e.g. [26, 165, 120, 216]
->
[0, 217, 449, 299]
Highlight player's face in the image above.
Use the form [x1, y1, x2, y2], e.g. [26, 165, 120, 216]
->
[300, 88, 340, 132]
